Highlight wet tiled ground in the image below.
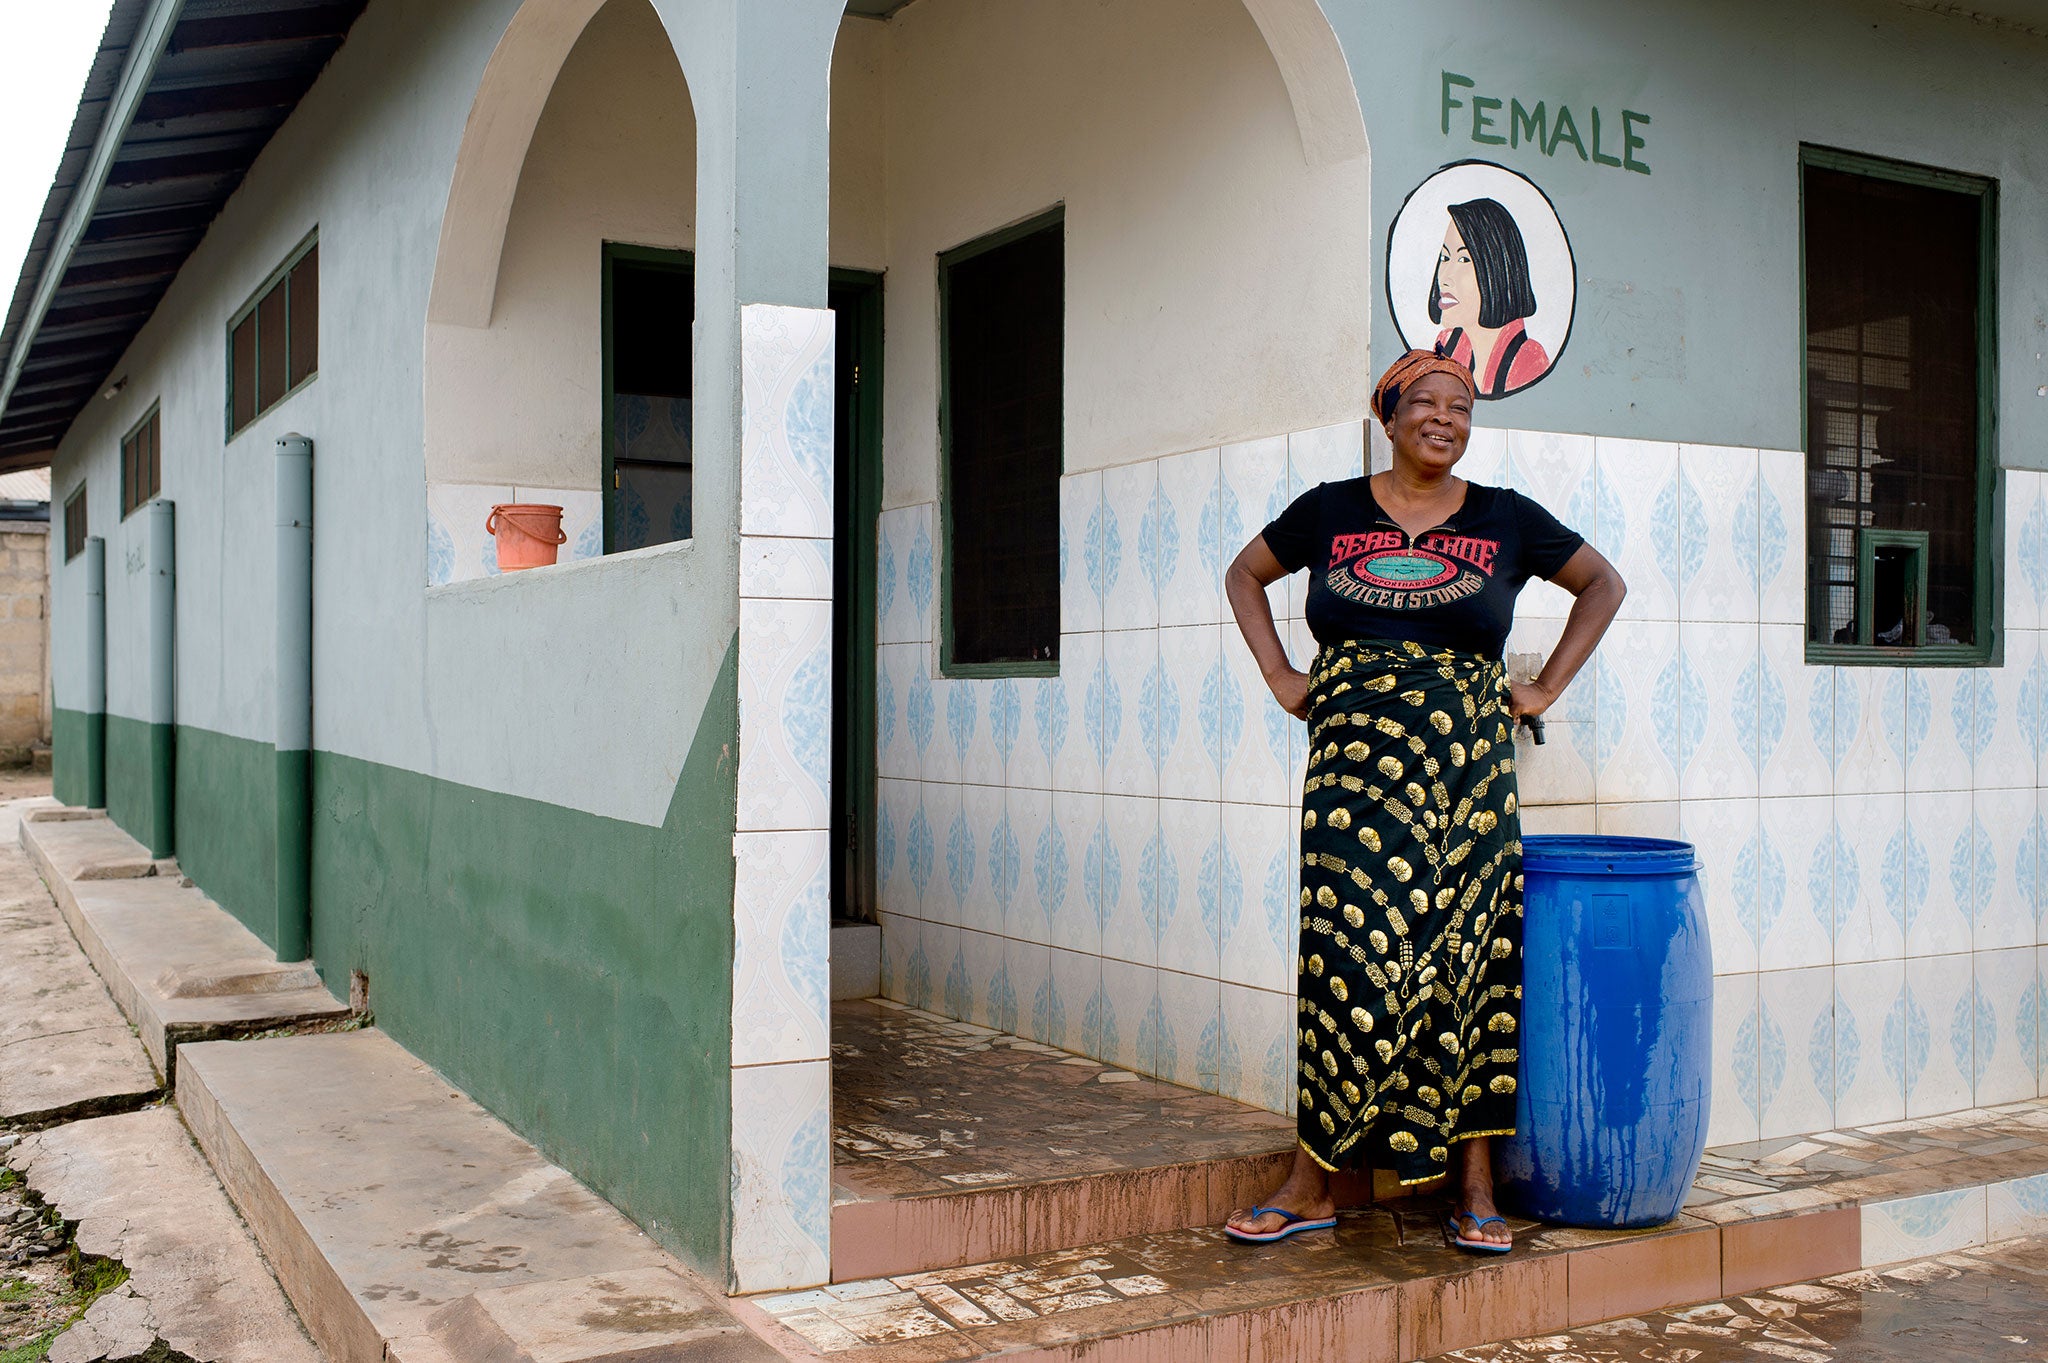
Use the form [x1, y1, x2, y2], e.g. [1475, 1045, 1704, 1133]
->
[831, 998, 1294, 1202]
[1431, 1235, 2048, 1361]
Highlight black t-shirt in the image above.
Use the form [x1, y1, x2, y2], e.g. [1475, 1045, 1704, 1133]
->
[1261, 477, 1584, 659]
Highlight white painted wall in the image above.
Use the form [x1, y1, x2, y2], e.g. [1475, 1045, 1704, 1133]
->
[425, 0, 698, 490]
[832, 0, 1374, 510]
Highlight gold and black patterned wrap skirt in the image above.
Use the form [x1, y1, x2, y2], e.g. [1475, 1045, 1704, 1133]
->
[1295, 637, 1524, 1184]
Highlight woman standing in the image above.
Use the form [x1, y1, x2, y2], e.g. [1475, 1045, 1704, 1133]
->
[1221, 351, 1624, 1253]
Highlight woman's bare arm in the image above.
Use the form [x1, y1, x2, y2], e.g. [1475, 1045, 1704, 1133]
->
[1508, 542, 1626, 718]
[1226, 536, 1310, 719]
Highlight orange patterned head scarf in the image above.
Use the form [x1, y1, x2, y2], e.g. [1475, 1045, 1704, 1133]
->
[1371, 349, 1478, 433]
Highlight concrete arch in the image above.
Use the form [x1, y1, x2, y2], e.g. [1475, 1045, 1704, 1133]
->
[1241, 0, 1368, 167]
[430, 0, 616, 328]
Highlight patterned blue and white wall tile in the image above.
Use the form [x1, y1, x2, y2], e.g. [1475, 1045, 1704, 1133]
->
[1862, 1188, 1986, 1267]
[1101, 629, 1159, 799]
[993, 784, 1049, 946]
[1521, 803, 1595, 836]
[1048, 631, 1102, 794]
[1157, 447, 1225, 628]
[1979, 630, 2042, 790]
[1046, 790, 1104, 957]
[1505, 614, 1597, 806]
[1002, 936, 1050, 1043]
[1903, 952, 1974, 1118]
[1597, 801, 1680, 840]
[1904, 791, 1973, 958]
[1988, 1172, 2048, 1241]
[1593, 438, 1679, 623]
[1680, 797, 1761, 975]
[2006, 471, 2048, 633]
[1220, 440, 1289, 622]
[736, 596, 832, 834]
[1059, 473, 1106, 634]
[1833, 792, 1906, 964]
[921, 781, 968, 928]
[1458, 425, 1507, 486]
[1220, 982, 1293, 1114]
[1831, 667, 1906, 795]
[1155, 797, 1222, 979]
[956, 783, 1005, 938]
[1219, 801, 1293, 995]
[876, 778, 919, 918]
[1507, 429, 1596, 619]
[1709, 971, 1761, 1146]
[1759, 966, 1835, 1139]
[739, 303, 834, 540]
[1221, 617, 1295, 807]
[1678, 444, 1760, 624]
[1100, 461, 1160, 633]
[1097, 955, 1152, 1074]
[876, 503, 934, 647]
[740, 537, 832, 601]
[1678, 621, 1760, 800]
[1756, 449, 1804, 627]
[1833, 958, 1907, 1127]
[1100, 793, 1159, 969]
[957, 681, 1004, 790]
[1158, 625, 1224, 804]
[1755, 795, 1833, 971]
[1973, 787, 2038, 952]
[1287, 420, 1365, 493]
[1045, 946, 1099, 1053]
[1905, 666, 1974, 794]
[1973, 948, 2039, 1107]
[957, 926, 1007, 1034]
[730, 1058, 831, 1292]
[1593, 619, 1680, 802]
[1758, 624, 1832, 798]
[1154, 967, 1224, 1093]
[732, 830, 831, 1068]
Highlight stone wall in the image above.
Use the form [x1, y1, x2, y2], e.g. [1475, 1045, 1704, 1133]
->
[0, 523, 51, 764]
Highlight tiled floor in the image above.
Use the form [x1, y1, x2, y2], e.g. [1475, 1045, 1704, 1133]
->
[1429, 1236, 2048, 1361]
[832, 998, 1294, 1200]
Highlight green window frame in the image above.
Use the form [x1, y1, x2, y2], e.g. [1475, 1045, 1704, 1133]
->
[62, 485, 86, 563]
[938, 206, 1065, 678]
[1799, 145, 1998, 667]
[226, 232, 318, 439]
[120, 403, 160, 519]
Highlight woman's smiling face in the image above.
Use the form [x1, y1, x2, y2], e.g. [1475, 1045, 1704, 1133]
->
[1391, 372, 1473, 477]
[1435, 221, 1481, 330]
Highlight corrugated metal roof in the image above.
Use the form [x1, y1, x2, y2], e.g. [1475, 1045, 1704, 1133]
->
[0, 469, 52, 504]
[0, 0, 365, 472]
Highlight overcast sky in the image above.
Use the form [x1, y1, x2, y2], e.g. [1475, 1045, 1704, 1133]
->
[0, 1, 118, 310]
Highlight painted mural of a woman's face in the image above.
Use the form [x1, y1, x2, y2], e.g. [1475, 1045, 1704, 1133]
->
[1427, 196, 1550, 399]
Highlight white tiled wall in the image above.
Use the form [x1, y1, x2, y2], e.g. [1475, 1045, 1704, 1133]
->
[876, 421, 2048, 1154]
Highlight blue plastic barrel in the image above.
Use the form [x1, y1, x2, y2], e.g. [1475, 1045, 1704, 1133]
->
[1496, 835, 1712, 1228]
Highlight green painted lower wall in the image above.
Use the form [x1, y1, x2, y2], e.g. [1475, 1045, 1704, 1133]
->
[53, 706, 104, 809]
[308, 639, 739, 1275]
[105, 714, 173, 858]
[175, 725, 280, 950]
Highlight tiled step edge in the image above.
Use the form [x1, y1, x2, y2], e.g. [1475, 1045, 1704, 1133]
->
[831, 1148, 1295, 1282]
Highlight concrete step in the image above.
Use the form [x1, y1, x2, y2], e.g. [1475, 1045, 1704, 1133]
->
[20, 805, 350, 1078]
[0, 801, 160, 1124]
[747, 1099, 2048, 1362]
[829, 999, 1299, 1283]
[177, 1028, 782, 1363]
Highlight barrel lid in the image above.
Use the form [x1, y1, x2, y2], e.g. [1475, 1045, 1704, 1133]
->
[1522, 834, 1698, 875]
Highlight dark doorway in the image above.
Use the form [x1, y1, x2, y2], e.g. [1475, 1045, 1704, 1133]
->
[830, 271, 884, 923]
[603, 245, 695, 552]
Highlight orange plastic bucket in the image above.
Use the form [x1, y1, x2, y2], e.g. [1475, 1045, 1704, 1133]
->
[486, 503, 567, 571]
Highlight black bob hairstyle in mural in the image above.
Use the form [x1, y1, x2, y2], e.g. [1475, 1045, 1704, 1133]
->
[1428, 197, 1537, 330]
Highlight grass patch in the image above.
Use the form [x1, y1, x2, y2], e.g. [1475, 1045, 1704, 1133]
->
[0, 1327, 63, 1363]
[0, 1277, 30, 1303]
[0, 1169, 19, 1194]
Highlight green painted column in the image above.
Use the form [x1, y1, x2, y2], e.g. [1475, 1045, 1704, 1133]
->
[274, 434, 313, 962]
[80, 536, 106, 808]
[142, 500, 175, 857]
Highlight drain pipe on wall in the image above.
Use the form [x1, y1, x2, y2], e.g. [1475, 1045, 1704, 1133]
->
[143, 501, 175, 857]
[274, 434, 313, 963]
[82, 536, 106, 808]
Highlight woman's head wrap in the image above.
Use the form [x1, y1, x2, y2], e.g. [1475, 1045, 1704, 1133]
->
[1371, 350, 1477, 433]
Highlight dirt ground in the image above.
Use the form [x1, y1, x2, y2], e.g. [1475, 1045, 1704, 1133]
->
[0, 1160, 136, 1363]
[0, 770, 51, 806]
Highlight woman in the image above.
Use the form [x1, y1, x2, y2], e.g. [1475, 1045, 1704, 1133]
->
[1221, 350, 1623, 1253]
[1431, 198, 1550, 399]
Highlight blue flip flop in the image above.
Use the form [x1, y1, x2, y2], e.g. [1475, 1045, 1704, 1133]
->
[1443, 1212, 1513, 1255]
[1224, 1206, 1338, 1244]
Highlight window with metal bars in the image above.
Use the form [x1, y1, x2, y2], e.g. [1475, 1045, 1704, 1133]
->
[940, 210, 1064, 673]
[228, 236, 318, 437]
[121, 405, 160, 519]
[63, 485, 85, 563]
[1802, 149, 1995, 660]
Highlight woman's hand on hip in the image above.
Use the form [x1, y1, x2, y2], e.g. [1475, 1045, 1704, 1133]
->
[1508, 679, 1558, 720]
[1267, 666, 1312, 720]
